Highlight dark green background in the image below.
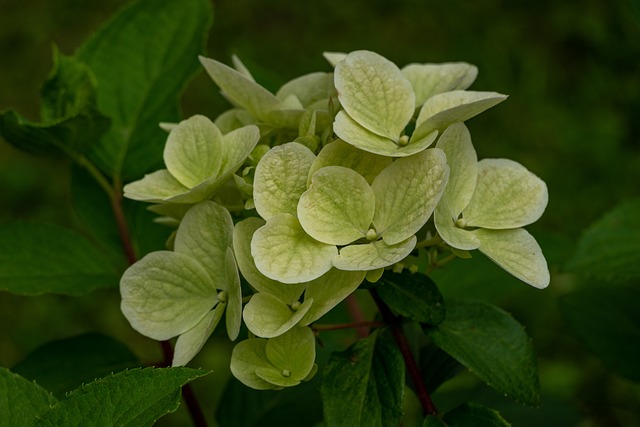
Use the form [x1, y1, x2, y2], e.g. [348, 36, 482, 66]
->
[1, 0, 639, 425]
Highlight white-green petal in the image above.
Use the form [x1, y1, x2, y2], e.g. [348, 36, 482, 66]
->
[401, 62, 478, 107]
[333, 111, 399, 156]
[123, 170, 190, 203]
[164, 115, 223, 188]
[224, 247, 243, 341]
[253, 142, 316, 220]
[120, 251, 217, 341]
[230, 339, 279, 390]
[372, 149, 449, 245]
[255, 367, 301, 387]
[298, 166, 375, 245]
[233, 218, 306, 304]
[243, 293, 313, 338]
[219, 125, 261, 174]
[323, 51, 347, 67]
[434, 205, 481, 250]
[265, 326, 316, 381]
[214, 109, 256, 134]
[333, 236, 417, 271]
[172, 303, 225, 367]
[300, 269, 366, 326]
[463, 159, 548, 229]
[174, 201, 233, 284]
[415, 90, 508, 133]
[335, 50, 415, 140]
[436, 123, 478, 217]
[199, 56, 282, 120]
[276, 72, 336, 108]
[308, 139, 392, 186]
[231, 54, 256, 82]
[474, 228, 550, 289]
[251, 213, 337, 283]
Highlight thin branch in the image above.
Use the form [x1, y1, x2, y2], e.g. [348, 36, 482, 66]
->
[370, 289, 437, 416]
[313, 320, 386, 332]
[345, 294, 370, 338]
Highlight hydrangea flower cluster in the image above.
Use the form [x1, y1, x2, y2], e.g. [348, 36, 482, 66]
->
[120, 50, 549, 390]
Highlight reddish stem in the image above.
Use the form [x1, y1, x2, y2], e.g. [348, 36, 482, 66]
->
[370, 289, 437, 416]
[111, 188, 137, 265]
[346, 294, 370, 338]
[313, 320, 385, 332]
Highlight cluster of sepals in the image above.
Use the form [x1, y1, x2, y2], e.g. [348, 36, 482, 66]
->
[120, 50, 549, 390]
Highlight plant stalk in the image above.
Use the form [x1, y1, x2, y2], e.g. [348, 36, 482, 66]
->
[370, 289, 437, 416]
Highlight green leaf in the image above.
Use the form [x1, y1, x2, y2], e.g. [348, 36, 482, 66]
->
[216, 377, 323, 427]
[463, 159, 548, 229]
[566, 197, 640, 282]
[0, 108, 109, 159]
[377, 270, 445, 325]
[0, 367, 57, 427]
[321, 331, 405, 427]
[475, 228, 550, 289]
[11, 333, 138, 399]
[402, 62, 478, 107]
[0, 222, 120, 295]
[415, 90, 508, 134]
[232, 217, 306, 304]
[298, 166, 375, 245]
[35, 367, 209, 427]
[173, 303, 225, 367]
[253, 142, 316, 220]
[424, 402, 511, 426]
[333, 237, 417, 271]
[427, 299, 540, 406]
[300, 268, 366, 325]
[335, 50, 414, 140]
[308, 139, 392, 186]
[243, 293, 313, 338]
[77, 0, 212, 179]
[372, 148, 449, 245]
[120, 251, 218, 340]
[40, 47, 99, 122]
[251, 213, 337, 283]
[560, 283, 640, 381]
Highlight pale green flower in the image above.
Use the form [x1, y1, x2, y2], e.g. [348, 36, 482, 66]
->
[250, 141, 449, 284]
[332, 50, 507, 157]
[120, 201, 242, 365]
[434, 123, 550, 288]
[123, 115, 259, 204]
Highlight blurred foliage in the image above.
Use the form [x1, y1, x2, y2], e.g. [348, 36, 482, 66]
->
[1, 0, 639, 426]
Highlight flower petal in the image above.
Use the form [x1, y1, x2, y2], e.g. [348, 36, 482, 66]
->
[298, 166, 375, 245]
[123, 169, 189, 203]
[172, 303, 225, 367]
[300, 269, 365, 326]
[335, 50, 415, 140]
[251, 213, 337, 283]
[333, 236, 417, 271]
[243, 293, 313, 338]
[230, 338, 278, 390]
[164, 115, 223, 188]
[463, 159, 548, 229]
[402, 62, 478, 107]
[475, 228, 550, 289]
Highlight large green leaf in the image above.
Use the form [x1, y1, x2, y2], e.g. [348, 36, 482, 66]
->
[0, 222, 121, 295]
[77, 0, 212, 180]
[427, 299, 540, 406]
[560, 283, 640, 381]
[34, 367, 208, 427]
[377, 270, 445, 325]
[566, 197, 640, 282]
[424, 402, 511, 427]
[0, 367, 57, 427]
[321, 331, 405, 427]
[11, 333, 138, 399]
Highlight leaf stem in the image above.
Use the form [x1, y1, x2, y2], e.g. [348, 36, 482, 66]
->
[370, 289, 437, 416]
[345, 294, 370, 338]
[415, 234, 443, 249]
[313, 320, 386, 332]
